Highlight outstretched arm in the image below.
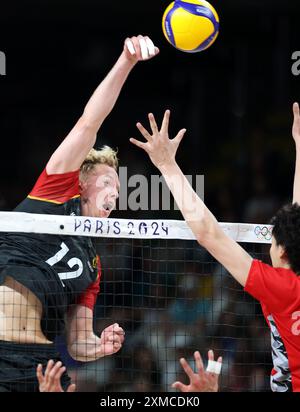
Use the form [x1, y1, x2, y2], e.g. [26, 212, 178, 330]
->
[130, 110, 253, 287]
[292, 102, 300, 203]
[47, 35, 159, 174]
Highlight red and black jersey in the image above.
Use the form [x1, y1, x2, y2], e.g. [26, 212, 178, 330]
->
[245, 260, 300, 392]
[0, 168, 101, 341]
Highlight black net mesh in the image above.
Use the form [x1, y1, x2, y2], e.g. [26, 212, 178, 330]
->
[54, 238, 272, 392]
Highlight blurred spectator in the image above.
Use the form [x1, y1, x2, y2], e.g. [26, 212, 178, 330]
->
[243, 175, 279, 223]
[168, 273, 212, 325]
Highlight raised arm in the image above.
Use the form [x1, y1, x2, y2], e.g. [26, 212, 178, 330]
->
[47, 35, 159, 174]
[292, 102, 300, 203]
[130, 110, 253, 287]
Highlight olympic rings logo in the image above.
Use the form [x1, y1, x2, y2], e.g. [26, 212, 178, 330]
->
[254, 226, 272, 241]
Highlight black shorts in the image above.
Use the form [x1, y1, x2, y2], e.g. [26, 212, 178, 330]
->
[0, 340, 71, 392]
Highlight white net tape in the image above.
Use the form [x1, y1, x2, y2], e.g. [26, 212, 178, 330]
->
[0, 212, 272, 243]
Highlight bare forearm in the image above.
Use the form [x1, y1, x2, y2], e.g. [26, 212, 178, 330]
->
[47, 36, 159, 174]
[47, 54, 135, 173]
[293, 145, 300, 203]
[68, 334, 104, 362]
[66, 305, 100, 361]
[131, 110, 253, 288]
[67, 323, 105, 362]
[159, 161, 219, 242]
[82, 53, 135, 129]
[66, 306, 125, 361]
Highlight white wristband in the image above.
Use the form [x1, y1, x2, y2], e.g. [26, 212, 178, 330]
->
[206, 360, 222, 375]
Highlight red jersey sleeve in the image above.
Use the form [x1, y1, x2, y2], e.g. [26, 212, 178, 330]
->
[29, 168, 80, 204]
[77, 256, 101, 310]
[244, 259, 300, 313]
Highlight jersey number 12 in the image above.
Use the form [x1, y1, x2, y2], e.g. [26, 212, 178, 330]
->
[46, 242, 83, 287]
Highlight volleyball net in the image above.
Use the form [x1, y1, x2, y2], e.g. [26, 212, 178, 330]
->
[0, 212, 273, 392]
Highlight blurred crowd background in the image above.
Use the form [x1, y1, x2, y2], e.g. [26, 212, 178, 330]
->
[1, 0, 300, 391]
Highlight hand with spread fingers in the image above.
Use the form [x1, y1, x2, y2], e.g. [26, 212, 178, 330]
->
[130, 110, 186, 170]
[172, 350, 222, 393]
[123, 35, 160, 64]
[37, 360, 76, 393]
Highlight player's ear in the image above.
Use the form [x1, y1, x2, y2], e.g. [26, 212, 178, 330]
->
[278, 245, 288, 262]
[79, 179, 87, 193]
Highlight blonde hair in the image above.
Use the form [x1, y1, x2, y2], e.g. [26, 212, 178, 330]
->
[80, 146, 118, 179]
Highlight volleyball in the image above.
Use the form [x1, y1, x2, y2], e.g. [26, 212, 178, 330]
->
[162, 0, 219, 53]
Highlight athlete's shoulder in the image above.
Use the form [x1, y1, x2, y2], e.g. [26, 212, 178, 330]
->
[29, 168, 80, 204]
[248, 259, 299, 283]
[245, 259, 300, 313]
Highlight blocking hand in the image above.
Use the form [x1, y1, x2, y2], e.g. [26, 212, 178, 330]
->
[130, 110, 186, 170]
[172, 350, 222, 393]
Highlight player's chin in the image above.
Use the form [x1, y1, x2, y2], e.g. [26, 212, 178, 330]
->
[97, 208, 111, 218]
